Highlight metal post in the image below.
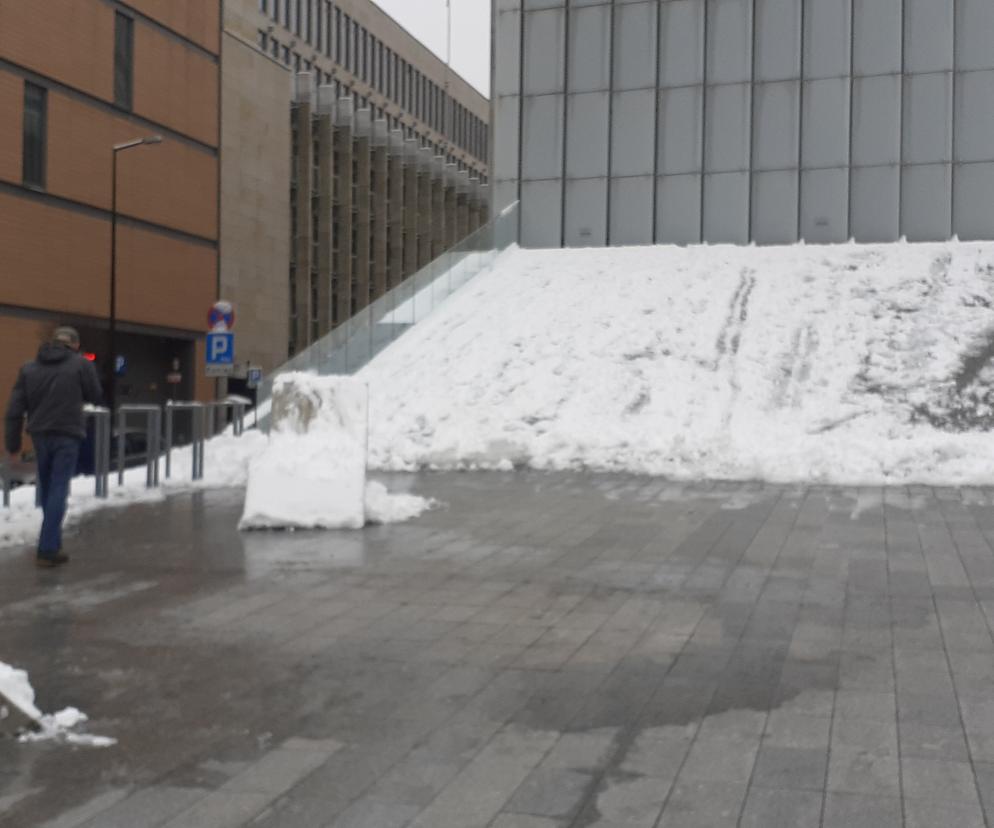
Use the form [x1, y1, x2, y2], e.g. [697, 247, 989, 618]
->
[117, 407, 126, 485]
[164, 402, 174, 479]
[109, 149, 118, 415]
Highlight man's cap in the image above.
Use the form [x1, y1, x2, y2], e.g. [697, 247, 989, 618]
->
[53, 327, 80, 347]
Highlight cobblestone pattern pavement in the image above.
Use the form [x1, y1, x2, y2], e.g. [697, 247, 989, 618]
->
[2, 474, 994, 827]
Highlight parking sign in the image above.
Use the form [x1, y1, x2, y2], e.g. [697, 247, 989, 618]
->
[205, 332, 234, 377]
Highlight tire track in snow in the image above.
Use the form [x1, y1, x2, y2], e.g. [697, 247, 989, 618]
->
[714, 268, 756, 429]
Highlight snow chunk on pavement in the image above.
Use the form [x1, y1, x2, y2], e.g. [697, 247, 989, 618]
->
[364, 481, 434, 524]
[0, 661, 114, 747]
[240, 374, 369, 530]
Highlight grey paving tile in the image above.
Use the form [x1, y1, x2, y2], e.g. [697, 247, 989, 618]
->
[619, 728, 692, 779]
[901, 757, 979, 803]
[822, 792, 902, 828]
[763, 711, 832, 749]
[657, 780, 747, 828]
[77, 787, 207, 828]
[827, 746, 900, 796]
[834, 690, 897, 723]
[738, 788, 822, 828]
[751, 745, 827, 791]
[586, 774, 673, 827]
[904, 797, 985, 828]
[490, 816, 563, 828]
[678, 737, 758, 784]
[329, 799, 421, 828]
[899, 722, 970, 761]
[159, 791, 274, 828]
[504, 767, 594, 819]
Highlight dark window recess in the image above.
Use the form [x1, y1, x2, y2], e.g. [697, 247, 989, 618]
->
[22, 82, 47, 189]
[114, 13, 134, 110]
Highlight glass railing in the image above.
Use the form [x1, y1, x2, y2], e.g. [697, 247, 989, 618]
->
[258, 201, 519, 411]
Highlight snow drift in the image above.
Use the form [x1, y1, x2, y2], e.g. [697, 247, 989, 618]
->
[360, 241, 994, 485]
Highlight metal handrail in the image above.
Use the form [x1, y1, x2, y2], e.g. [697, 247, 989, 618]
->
[164, 401, 206, 481]
[85, 405, 111, 498]
[117, 404, 162, 488]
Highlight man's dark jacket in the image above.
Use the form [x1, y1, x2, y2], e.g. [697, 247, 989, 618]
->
[4, 344, 103, 454]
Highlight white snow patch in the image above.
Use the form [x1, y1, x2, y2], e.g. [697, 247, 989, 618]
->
[0, 661, 114, 747]
[364, 481, 435, 524]
[360, 241, 994, 486]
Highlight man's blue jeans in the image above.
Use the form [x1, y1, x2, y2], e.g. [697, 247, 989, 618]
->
[33, 434, 80, 558]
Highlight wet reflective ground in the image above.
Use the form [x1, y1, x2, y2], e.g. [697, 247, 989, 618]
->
[3, 474, 994, 827]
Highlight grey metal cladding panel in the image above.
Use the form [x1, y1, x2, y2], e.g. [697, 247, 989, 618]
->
[524, 0, 564, 8]
[955, 70, 994, 162]
[904, 0, 954, 74]
[658, 85, 704, 175]
[901, 163, 952, 241]
[850, 166, 900, 243]
[566, 92, 610, 178]
[495, 11, 522, 97]
[753, 81, 800, 171]
[610, 176, 654, 246]
[754, 0, 801, 82]
[751, 170, 799, 245]
[521, 94, 565, 180]
[902, 73, 953, 164]
[493, 95, 522, 181]
[954, 162, 994, 240]
[707, 0, 753, 85]
[660, 0, 704, 88]
[611, 89, 657, 177]
[568, 5, 611, 92]
[564, 177, 608, 246]
[657, 174, 702, 244]
[851, 75, 901, 167]
[853, 0, 902, 76]
[520, 179, 563, 247]
[957, 0, 994, 71]
[497, 0, 522, 10]
[706, 83, 751, 173]
[802, 78, 850, 169]
[703, 171, 749, 243]
[523, 8, 566, 95]
[569, 0, 609, 6]
[800, 168, 848, 243]
[803, 0, 851, 79]
[613, 2, 658, 91]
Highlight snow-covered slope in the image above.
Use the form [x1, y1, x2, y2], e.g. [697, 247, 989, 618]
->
[361, 241, 994, 485]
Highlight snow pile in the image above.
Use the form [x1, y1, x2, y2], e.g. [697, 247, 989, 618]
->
[361, 241, 994, 485]
[364, 480, 435, 524]
[0, 661, 114, 747]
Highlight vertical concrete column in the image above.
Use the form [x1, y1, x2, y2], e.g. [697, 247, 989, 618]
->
[456, 170, 470, 243]
[387, 131, 406, 290]
[291, 74, 314, 352]
[354, 109, 372, 312]
[371, 120, 389, 302]
[332, 97, 354, 327]
[431, 156, 447, 261]
[417, 149, 434, 269]
[315, 86, 336, 337]
[479, 184, 490, 225]
[402, 140, 420, 278]
[444, 164, 458, 250]
[468, 178, 482, 234]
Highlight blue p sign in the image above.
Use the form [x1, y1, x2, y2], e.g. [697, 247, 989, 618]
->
[206, 332, 234, 365]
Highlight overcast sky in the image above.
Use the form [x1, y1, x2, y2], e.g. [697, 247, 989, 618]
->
[369, 0, 491, 97]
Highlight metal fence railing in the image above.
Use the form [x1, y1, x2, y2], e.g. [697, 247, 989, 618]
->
[2, 396, 253, 510]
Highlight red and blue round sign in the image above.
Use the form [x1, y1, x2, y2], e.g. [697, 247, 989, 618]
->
[208, 300, 235, 331]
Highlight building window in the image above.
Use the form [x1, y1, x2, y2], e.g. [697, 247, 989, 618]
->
[283, 45, 291, 64]
[114, 12, 134, 110]
[271, 38, 279, 59]
[22, 82, 46, 189]
[258, 30, 268, 50]
[324, 1, 332, 56]
[259, 0, 268, 13]
[343, 15, 352, 71]
[294, 52, 302, 72]
[281, 0, 289, 27]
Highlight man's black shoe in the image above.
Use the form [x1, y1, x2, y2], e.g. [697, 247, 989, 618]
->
[36, 554, 69, 568]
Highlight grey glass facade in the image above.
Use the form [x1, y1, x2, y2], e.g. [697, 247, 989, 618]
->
[492, 0, 994, 248]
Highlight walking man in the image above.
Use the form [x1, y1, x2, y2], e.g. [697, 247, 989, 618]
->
[4, 327, 102, 567]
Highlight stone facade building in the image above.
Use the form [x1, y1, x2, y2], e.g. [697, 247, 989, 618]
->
[223, 0, 490, 363]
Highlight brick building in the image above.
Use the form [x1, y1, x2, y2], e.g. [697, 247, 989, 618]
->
[0, 0, 220, 412]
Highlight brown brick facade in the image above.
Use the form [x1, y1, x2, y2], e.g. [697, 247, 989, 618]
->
[0, 0, 220, 406]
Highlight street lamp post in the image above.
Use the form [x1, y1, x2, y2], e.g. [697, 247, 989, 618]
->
[108, 135, 162, 413]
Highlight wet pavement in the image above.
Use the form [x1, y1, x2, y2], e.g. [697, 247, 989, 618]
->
[3, 473, 994, 826]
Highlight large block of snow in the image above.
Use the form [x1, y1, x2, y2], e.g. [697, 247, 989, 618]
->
[240, 374, 368, 530]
